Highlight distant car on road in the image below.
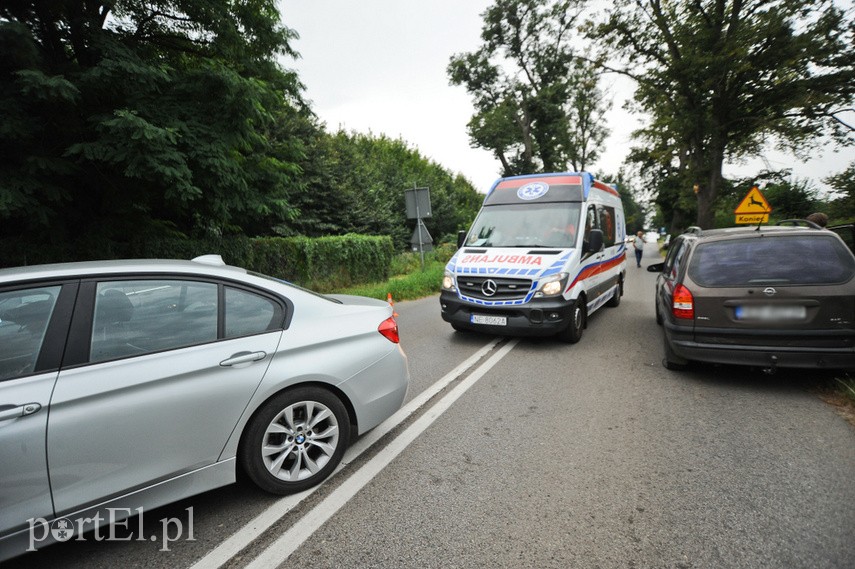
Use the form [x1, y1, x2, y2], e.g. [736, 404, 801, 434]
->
[647, 225, 855, 371]
[0, 255, 409, 561]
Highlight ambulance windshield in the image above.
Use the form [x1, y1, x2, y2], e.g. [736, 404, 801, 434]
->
[466, 203, 582, 248]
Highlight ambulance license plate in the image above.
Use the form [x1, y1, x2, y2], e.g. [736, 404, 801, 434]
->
[471, 314, 507, 326]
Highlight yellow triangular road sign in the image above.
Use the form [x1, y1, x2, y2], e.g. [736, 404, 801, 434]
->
[735, 186, 772, 214]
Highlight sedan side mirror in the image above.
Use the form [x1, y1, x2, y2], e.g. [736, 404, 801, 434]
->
[646, 262, 665, 273]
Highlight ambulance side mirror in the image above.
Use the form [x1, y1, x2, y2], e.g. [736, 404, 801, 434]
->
[586, 229, 604, 253]
[457, 230, 467, 249]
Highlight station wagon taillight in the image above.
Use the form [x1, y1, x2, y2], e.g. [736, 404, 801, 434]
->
[672, 284, 694, 319]
[378, 317, 400, 343]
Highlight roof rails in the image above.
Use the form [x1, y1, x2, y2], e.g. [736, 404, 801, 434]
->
[776, 219, 823, 229]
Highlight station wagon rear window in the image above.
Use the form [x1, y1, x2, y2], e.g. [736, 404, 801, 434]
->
[688, 235, 855, 286]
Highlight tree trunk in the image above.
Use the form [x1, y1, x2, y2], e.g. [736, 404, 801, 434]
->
[695, 134, 727, 229]
[497, 150, 512, 177]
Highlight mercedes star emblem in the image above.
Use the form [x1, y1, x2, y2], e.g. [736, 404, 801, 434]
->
[481, 279, 498, 297]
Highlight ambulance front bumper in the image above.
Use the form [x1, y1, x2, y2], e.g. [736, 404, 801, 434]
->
[439, 290, 574, 336]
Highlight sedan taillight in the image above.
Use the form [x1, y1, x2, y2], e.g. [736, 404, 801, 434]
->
[378, 317, 400, 343]
[672, 284, 694, 319]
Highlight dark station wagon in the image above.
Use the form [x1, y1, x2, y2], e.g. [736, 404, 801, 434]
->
[647, 224, 855, 372]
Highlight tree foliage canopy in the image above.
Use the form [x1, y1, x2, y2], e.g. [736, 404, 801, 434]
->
[286, 130, 483, 250]
[1, 0, 308, 246]
[448, 0, 610, 176]
[588, 0, 855, 228]
[824, 161, 855, 221]
[0, 1, 483, 262]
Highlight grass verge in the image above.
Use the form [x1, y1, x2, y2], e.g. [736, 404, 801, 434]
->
[817, 373, 855, 428]
[331, 261, 444, 302]
[330, 244, 454, 301]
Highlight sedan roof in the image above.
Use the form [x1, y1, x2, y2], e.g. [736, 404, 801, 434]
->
[0, 257, 247, 285]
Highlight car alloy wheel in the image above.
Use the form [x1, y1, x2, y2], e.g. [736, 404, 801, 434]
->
[240, 387, 351, 494]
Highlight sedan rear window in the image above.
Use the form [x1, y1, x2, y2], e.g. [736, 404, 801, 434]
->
[688, 235, 855, 286]
[0, 286, 61, 380]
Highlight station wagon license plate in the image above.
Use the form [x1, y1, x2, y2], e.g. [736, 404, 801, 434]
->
[471, 314, 507, 326]
[734, 305, 806, 321]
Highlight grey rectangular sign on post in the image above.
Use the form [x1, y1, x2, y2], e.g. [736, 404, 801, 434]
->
[405, 187, 431, 219]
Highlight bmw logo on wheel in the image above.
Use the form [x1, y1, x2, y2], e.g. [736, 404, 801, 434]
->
[517, 182, 549, 201]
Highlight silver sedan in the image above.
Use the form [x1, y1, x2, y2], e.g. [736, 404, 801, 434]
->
[0, 255, 409, 560]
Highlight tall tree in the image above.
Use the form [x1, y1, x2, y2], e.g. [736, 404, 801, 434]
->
[448, 0, 610, 176]
[824, 162, 855, 221]
[0, 1, 306, 254]
[588, 0, 855, 228]
[598, 168, 648, 234]
[289, 130, 483, 249]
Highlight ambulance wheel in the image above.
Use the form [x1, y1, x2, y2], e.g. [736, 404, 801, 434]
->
[558, 298, 585, 344]
[606, 277, 623, 308]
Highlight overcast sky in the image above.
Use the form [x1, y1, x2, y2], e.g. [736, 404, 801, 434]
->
[278, 1, 854, 196]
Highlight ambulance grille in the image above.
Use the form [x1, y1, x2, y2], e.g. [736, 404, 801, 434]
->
[457, 276, 533, 301]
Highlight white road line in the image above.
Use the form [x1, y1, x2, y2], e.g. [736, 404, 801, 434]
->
[189, 338, 503, 569]
[243, 338, 519, 569]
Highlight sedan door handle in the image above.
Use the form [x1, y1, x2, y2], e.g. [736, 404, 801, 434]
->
[0, 403, 42, 421]
[219, 351, 267, 367]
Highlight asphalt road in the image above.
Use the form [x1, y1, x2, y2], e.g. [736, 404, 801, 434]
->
[6, 242, 855, 568]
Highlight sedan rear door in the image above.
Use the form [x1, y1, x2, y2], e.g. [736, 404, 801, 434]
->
[47, 278, 286, 515]
[0, 283, 76, 539]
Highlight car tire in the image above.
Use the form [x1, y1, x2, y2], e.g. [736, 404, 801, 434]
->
[558, 297, 585, 343]
[239, 387, 351, 495]
[606, 277, 622, 308]
[662, 332, 688, 370]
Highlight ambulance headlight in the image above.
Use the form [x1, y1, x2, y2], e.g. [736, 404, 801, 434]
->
[442, 272, 456, 291]
[536, 273, 568, 297]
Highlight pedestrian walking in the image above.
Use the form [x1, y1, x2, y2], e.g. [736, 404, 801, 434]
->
[633, 230, 645, 267]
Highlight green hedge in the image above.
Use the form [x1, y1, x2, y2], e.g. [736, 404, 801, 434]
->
[0, 234, 393, 293]
[251, 234, 393, 292]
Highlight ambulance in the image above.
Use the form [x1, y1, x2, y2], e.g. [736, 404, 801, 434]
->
[439, 172, 626, 343]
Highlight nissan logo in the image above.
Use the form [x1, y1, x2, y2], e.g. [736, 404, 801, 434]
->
[763, 287, 777, 296]
[481, 279, 498, 297]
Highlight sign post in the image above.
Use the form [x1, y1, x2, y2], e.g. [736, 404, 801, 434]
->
[405, 187, 432, 269]
[734, 186, 772, 224]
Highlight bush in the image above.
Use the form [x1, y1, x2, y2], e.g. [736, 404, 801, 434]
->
[337, 263, 445, 301]
[390, 243, 457, 276]
[133, 235, 255, 267]
[251, 234, 394, 292]
[0, 233, 394, 293]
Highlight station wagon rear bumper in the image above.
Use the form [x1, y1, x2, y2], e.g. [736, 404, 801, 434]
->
[665, 322, 855, 370]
